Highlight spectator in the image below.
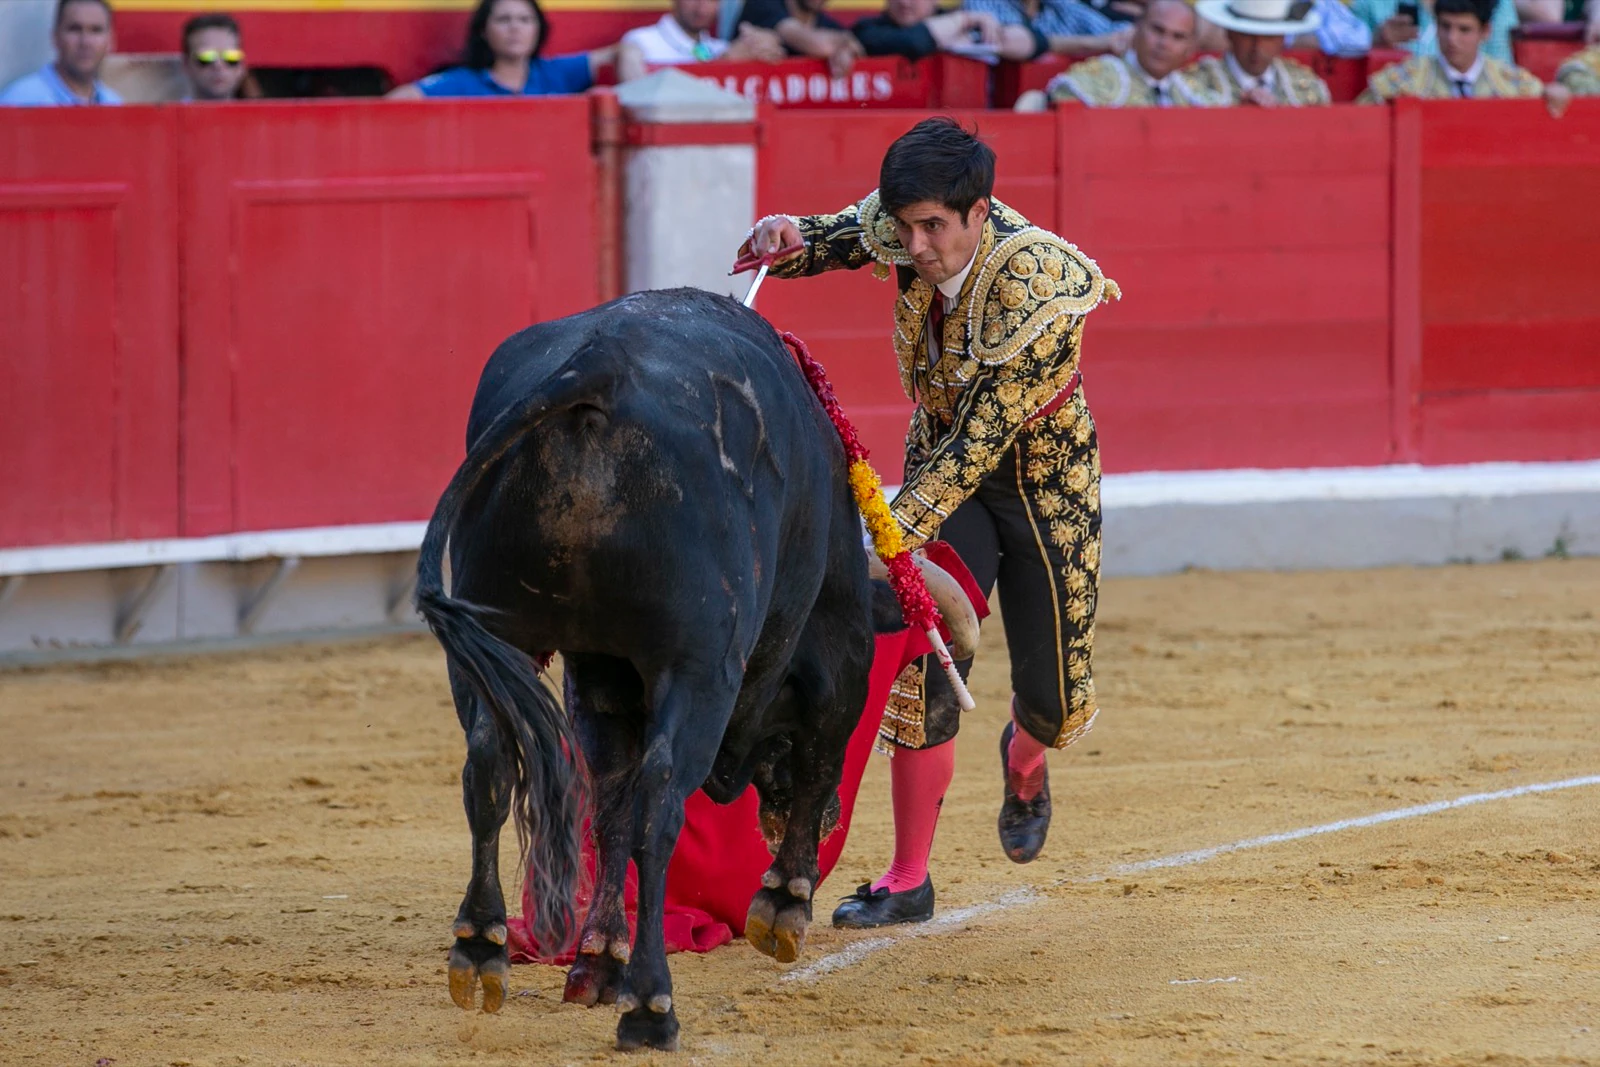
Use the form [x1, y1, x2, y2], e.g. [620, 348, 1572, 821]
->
[1555, 43, 1600, 91]
[962, 0, 1136, 57]
[617, 0, 783, 81]
[1185, 0, 1332, 104]
[180, 12, 251, 101]
[0, 0, 121, 106]
[1357, 0, 1572, 112]
[387, 0, 614, 99]
[1034, 0, 1196, 105]
[1351, 0, 1518, 63]
[1514, 0, 1598, 43]
[734, 0, 865, 78]
[1082, 0, 1147, 25]
[852, 0, 1043, 59]
[1291, 0, 1373, 56]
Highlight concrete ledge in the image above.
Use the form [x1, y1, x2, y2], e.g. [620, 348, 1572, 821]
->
[1102, 461, 1600, 575]
[1, 461, 1596, 658]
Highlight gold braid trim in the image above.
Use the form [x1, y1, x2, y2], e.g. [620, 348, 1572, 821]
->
[876, 660, 927, 752]
[969, 230, 1118, 368]
[856, 189, 913, 269]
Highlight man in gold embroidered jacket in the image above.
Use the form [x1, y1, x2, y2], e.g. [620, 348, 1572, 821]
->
[739, 118, 1119, 928]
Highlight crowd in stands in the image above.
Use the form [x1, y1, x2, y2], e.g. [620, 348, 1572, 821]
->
[4, 0, 1600, 107]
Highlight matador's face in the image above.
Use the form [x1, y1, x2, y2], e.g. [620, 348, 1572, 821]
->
[891, 198, 990, 288]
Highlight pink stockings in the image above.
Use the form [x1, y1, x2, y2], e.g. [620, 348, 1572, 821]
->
[871, 739, 955, 894]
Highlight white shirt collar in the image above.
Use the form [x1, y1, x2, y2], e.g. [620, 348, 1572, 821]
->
[936, 245, 980, 309]
[1439, 52, 1485, 86]
[1125, 51, 1167, 89]
[1225, 50, 1278, 92]
[656, 12, 710, 52]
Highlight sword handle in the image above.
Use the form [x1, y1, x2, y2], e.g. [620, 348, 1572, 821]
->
[925, 627, 976, 712]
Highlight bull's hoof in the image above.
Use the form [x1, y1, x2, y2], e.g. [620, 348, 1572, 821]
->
[745, 885, 812, 964]
[616, 1002, 680, 1052]
[563, 945, 627, 1007]
[447, 934, 511, 1013]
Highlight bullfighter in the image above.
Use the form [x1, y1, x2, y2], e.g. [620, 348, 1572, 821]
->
[739, 117, 1120, 927]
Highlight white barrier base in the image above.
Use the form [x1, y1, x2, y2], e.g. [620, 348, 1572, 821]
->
[0, 461, 1596, 659]
[1101, 460, 1600, 575]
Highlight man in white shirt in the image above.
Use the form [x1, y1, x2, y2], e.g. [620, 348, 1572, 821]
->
[617, 0, 784, 81]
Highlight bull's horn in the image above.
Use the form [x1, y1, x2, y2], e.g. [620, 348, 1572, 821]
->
[866, 552, 981, 661]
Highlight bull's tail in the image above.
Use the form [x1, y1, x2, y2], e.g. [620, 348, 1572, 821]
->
[414, 349, 606, 953]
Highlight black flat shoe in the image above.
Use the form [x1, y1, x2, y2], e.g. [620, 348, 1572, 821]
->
[829, 877, 934, 929]
[998, 721, 1051, 864]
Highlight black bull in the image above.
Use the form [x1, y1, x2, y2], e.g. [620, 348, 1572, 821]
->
[414, 289, 970, 1052]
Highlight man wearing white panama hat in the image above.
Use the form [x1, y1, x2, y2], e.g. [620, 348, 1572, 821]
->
[1183, 0, 1332, 105]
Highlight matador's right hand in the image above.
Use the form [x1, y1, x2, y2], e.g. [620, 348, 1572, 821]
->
[740, 216, 805, 263]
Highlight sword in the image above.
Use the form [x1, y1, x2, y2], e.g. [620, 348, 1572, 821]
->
[730, 242, 805, 309]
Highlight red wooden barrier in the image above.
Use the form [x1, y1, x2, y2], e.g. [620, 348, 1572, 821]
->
[682, 55, 989, 109]
[1406, 98, 1600, 464]
[1057, 104, 1396, 472]
[755, 110, 1060, 469]
[1513, 24, 1586, 82]
[177, 98, 600, 535]
[0, 109, 182, 549]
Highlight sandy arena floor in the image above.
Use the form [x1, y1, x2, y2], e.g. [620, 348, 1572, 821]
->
[1, 559, 1597, 1067]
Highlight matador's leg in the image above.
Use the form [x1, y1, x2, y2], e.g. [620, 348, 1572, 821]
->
[987, 396, 1103, 863]
[834, 489, 1000, 928]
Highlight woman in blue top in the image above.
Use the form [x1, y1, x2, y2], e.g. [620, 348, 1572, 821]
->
[388, 0, 615, 98]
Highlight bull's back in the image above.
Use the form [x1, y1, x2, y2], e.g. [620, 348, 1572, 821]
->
[454, 290, 847, 650]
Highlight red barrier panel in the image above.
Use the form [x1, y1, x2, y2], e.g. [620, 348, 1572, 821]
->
[756, 106, 1396, 474]
[755, 110, 1060, 468]
[0, 109, 181, 550]
[1406, 98, 1600, 464]
[1513, 24, 1586, 82]
[683, 55, 989, 109]
[1058, 104, 1396, 472]
[177, 98, 600, 536]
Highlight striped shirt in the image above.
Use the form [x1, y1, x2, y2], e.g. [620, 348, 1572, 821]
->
[961, 0, 1115, 38]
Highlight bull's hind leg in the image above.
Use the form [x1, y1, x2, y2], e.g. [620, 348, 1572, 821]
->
[615, 671, 738, 1053]
[447, 667, 514, 1013]
[562, 656, 643, 1008]
[745, 728, 842, 964]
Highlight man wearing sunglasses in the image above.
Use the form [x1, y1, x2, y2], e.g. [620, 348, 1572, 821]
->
[181, 12, 248, 101]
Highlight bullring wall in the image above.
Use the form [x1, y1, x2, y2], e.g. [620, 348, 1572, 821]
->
[2, 94, 1598, 653]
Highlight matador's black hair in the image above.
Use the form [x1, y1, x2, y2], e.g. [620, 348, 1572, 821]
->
[879, 117, 996, 222]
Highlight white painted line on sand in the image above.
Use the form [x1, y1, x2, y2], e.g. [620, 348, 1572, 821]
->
[785, 774, 1600, 983]
[781, 887, 1039, 982]
[1170, 977, 1240, 986]
[1097, 774, 1600, 880]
